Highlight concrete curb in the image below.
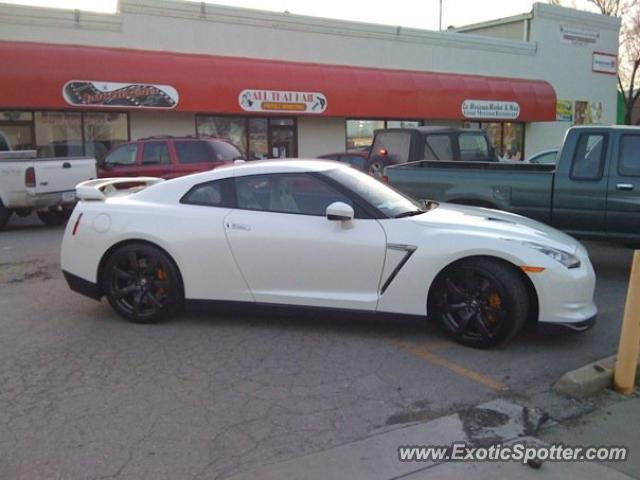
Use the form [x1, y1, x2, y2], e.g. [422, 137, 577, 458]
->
[553, 355, 640, 398]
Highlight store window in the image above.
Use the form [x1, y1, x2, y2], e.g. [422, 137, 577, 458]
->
[464, 121, 525, 160]
[0, 111, 34, 150]
[248, 118, 268, 159]
[196, 115, 297, 159]
[503, 123, 524, 161]
[346, 119, 423, 150]
[0, 110, 129, 158]
[197, 116, 247, 154]
[35, 111, 83, 157]
[83, 112, 128, 164]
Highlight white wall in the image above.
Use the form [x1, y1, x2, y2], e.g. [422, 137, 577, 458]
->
[297, 117, 346, 157]
[129, 111, 195, 140]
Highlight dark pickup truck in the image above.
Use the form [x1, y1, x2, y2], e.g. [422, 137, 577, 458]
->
[382, 126, 640, 244]
[366, 126, 498, 176]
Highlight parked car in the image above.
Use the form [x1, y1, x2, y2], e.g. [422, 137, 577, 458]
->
[366, 127, 499, 176]
[62, 160, 596, 348]
[98, 136, 243, 179]
[383, 126, 640, 244]
[317, 150, 369, 171]
[526, 147, 559, 164]
[0, 150, 96, 229]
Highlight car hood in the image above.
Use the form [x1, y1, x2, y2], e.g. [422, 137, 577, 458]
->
[410, 203, 579, 254]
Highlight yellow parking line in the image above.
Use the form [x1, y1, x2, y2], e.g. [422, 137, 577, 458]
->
[394, 340, 509, 392]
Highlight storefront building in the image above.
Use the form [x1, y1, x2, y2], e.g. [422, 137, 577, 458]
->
[0, 1, 620, 162]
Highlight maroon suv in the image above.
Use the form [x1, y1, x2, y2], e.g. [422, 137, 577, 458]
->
[98, 136, 243, 179]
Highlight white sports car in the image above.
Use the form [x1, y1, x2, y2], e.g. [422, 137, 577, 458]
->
[61, 160, 597, 348]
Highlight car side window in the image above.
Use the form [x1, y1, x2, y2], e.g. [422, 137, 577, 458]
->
[235, 173, 356, 216]
[142, 141, 170, 165]
[175, 141, 212, 164]
[619, 135, 640, 177]
[371, 132, 411, 164]
[105, 144, 138, 166]
[532, 151, 557, 164]
[181, 178, 235, 207]
[459, 133, 490, 161]
[571, 134, 607, 180]
[424, 134, 453, 160]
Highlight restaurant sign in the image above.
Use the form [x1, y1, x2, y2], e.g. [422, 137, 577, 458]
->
[63, 80, 179, 109]
[461, 100, 520, 120]
[239, 89, 327, 114]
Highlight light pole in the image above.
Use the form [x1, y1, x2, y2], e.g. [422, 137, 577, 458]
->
[439, 0, 443, 31]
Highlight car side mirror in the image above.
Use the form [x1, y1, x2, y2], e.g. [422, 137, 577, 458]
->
[326, 201, 354, 221]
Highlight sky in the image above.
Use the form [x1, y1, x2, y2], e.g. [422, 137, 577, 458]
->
[0, 0, 599, 30]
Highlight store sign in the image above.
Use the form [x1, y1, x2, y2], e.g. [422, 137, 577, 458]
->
[63, 80, 179, 109]
[592, 52, 617, 75]
[461, 100, 520, 120]
[560, 23, 599, 46]
[556, 99, 573, 122]
[239, 89, 327, 114]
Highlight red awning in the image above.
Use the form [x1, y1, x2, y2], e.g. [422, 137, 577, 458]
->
[0, 41, 556, 121]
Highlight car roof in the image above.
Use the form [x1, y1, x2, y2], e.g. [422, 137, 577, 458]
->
[232, 159, 347, 175]
[375, 126, 479, 135]
[134, 135, 231, 142]
[319, 151, 368, 157]
[131, 159, 350, 203]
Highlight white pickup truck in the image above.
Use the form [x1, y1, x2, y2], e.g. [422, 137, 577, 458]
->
[0, 150, 96, 229]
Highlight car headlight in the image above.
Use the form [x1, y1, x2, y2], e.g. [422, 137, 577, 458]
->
[512, 241, 581, 269]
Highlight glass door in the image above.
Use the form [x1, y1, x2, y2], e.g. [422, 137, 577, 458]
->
[269, 118, 296, 158]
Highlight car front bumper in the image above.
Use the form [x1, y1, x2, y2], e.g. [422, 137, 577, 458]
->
[527, 252, 597, 331]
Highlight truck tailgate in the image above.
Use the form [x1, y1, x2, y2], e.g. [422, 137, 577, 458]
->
[34, 158, 97, 195]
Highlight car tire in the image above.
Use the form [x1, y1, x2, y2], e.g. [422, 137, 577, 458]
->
[102, 243, 183, 324]
[14, 208, 32, 218]
[429, 257, 529, 349]
[37, 208, 72, 226]
[366, 158, 388, 178]
[0, 200, 11, 230]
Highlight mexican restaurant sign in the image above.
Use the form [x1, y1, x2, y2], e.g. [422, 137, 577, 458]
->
[63, 80, 179, 109]
[461, 100, 521, 120]
[239, 89, 327, 114]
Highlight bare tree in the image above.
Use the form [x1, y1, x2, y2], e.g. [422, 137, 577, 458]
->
[589, 0, 622, 16]
[590, 0, 640, 124]
[618, 6, 640, 124]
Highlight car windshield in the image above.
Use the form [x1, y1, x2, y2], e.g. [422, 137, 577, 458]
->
[324, 167, 430, 218]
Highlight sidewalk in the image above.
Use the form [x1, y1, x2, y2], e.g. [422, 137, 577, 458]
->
[227, 394, 639, 480]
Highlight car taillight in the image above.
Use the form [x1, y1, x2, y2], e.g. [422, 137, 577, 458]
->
[25, 167, 36, 188]
[72, 213, 83, 236]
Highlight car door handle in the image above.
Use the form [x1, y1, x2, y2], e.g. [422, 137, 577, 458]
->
[63, 162, 71, 169]
[225, 222, 251, 231]
[616, 183, 634, 191]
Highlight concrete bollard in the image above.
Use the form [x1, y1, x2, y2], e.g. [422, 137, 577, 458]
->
[613, 250, 640, 395]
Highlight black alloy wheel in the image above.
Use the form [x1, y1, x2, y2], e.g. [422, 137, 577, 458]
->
[431, 258, 528, 348]
[103, 243, 183, 323]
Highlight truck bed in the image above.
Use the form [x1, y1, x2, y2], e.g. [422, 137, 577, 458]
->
[385, 160, 556, 224]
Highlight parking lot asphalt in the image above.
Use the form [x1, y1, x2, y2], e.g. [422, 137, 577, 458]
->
[0, 214, 635, 480]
